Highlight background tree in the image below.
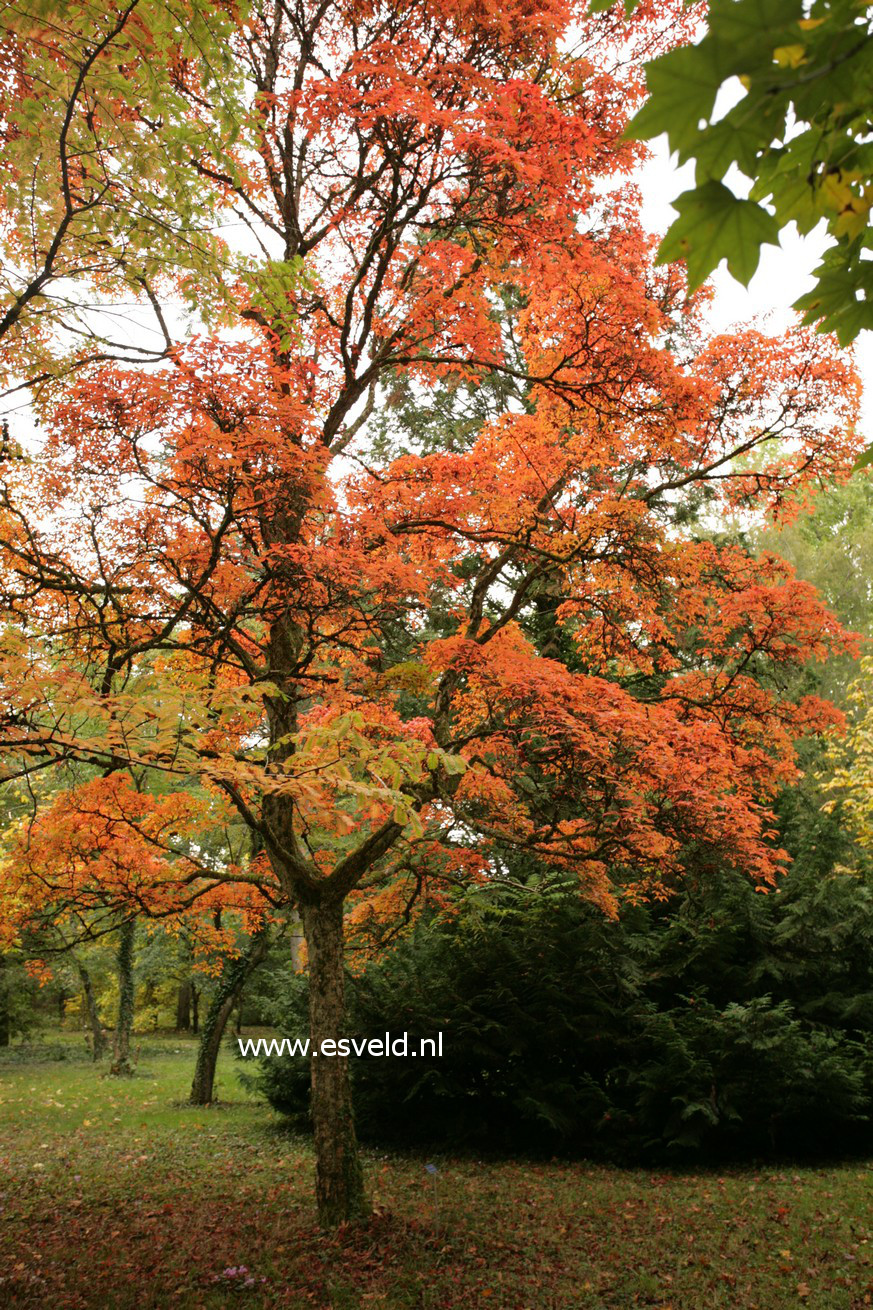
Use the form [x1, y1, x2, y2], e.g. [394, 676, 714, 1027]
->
[828, 657, 873, 857]
[0, 751, 276, 1082]
[110, 918, 136, 1074]
[189, 922, 274, 1105]
[754, 472, 873, 703]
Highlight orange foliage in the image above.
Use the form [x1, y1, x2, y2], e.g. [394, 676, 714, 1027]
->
[0, 0, 862, 949]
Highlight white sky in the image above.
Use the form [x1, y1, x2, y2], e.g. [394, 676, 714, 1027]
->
[637, 140, 873, 443]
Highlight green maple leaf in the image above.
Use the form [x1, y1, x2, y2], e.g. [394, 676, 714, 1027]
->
[629, 43, 733, 152]
[656, 181, 781, 288]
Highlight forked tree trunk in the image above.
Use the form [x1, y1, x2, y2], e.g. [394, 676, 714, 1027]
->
[76, 961, 105, 1060]
[189, 930, 270, 1105]
[110, 919, 135, 1075]
[301, 898, 368, 1227]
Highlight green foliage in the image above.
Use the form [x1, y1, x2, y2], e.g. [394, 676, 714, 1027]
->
[0, 0, 248, 373]
[258, 851, 873, 1160]
[754, 472, 873, 705]
[657, 181, 780, 287]
[0, 952, 38, 1043]
[239, 257, 310, 351]
[632, 995, 869, 1152]
[626, 0, 873, 344]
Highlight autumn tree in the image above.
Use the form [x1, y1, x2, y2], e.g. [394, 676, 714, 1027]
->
[0, 0, 864, 1224]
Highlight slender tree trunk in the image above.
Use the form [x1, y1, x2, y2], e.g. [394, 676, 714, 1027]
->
[110, 919, 135, 1076]
[189, 989, 239, 1106]
[189, 931, 270, 1106]
[176, 979, 192, 1031]
[191, 984, 200, 1035]
[301, 898, 367, 1227]
[76, 961, 105, 1061]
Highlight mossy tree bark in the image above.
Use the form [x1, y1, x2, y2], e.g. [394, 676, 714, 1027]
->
[110, 919, 135, 1075]
[76, 960, 105, 1060]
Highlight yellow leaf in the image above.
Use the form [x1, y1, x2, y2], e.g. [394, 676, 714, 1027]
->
[832, 185, 872, 240]
[820, 171, 855, 212]
[834, 201, 870, 241]
[773, 44, 806, 68]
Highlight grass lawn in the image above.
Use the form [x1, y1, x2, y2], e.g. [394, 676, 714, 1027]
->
[1, 1035, 873, 1308]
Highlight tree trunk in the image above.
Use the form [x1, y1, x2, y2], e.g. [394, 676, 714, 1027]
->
[289, 910, 305, 973]
[176, 979, 192, 1031]
[76, 961, 105, 1060]
[189, 931, 270, 1106]
[302, 898, 368, 1227]
[191, 983, 200, 1035]
[189, 988, 238, 1106]
[110, 919, 135, 1075]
